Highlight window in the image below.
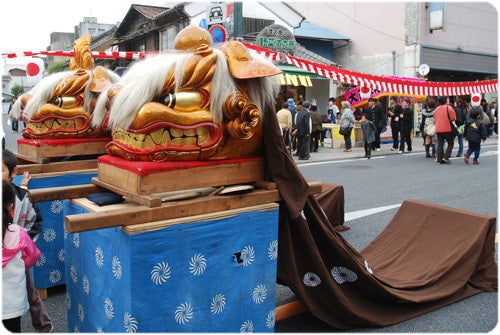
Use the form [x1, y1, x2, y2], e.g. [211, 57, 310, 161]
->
[160, 26, 177, 51]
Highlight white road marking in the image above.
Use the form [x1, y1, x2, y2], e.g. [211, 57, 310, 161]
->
[345, 204, 401, 222]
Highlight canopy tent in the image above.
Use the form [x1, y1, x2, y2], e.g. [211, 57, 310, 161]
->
[276, 64, 325, 87]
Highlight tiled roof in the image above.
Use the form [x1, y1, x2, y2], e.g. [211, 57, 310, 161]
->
[131, 4, 169, 19]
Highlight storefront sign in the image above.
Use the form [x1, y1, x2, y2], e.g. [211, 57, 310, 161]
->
[256, 24, 295, 52]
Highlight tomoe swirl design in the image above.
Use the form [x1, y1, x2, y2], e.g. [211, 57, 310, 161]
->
[303, 272, 321, 287]
[124, 312, 138, 332]
[240, 320, 254, 333]
[104, 297, 114, 320]
[189, 253, 207, 276]
[151, 262, 171, 285]
[331, 266, 358, 284]
[252, 284, 267, 304]
[267, 240, 278, 260]
[95, 247, 104, 267]
[240, 245, 255, 267]
[265, 309, 275, 328]
[210, 293, 226, 314]
[175, 302, 193, 325]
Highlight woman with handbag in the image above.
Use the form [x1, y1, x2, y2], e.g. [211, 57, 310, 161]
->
[433, 96, 456, 164]
[339, 101, 355, 152]
[419, 98, 437, 158]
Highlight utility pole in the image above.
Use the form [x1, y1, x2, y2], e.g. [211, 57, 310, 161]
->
[232, 2, 243, 39]
[392, 50, 396, 75]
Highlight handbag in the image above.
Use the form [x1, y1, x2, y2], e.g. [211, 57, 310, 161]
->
[339, 126, 349, 135]
[447, 107, 459, 137]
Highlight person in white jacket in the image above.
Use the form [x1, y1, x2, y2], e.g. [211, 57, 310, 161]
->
[2, 180, 41, 332]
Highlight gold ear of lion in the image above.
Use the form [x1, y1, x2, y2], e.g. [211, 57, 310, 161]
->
[219, 41, 281, 79]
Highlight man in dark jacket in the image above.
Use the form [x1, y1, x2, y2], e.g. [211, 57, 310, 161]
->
[363, 98, 386, 151]
[309, 105, 323, 152]
[296, 101, 311, 160]
[387, 97, 403, 151]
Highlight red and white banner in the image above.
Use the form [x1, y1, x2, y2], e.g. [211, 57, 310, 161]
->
[2, 50, 149, 60]
[4, 45, 498, 96]
[243, 43, 498, 96]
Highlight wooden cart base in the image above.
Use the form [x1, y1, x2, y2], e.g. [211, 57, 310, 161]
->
[17, 137, 110, 163]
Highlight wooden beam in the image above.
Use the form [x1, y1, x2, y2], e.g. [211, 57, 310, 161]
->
[17, 160, 97, 174]
[92, 178, 163, 207]
[275, 300, 306, 322]
[29, 184, 102, 203]
[65, 188, 283, 233]
[64, 181, 322, 233]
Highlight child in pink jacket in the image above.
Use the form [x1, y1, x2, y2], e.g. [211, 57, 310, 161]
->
[2, 181, 41, 332]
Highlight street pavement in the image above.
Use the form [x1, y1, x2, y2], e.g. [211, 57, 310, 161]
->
[2, 114, 498, 333]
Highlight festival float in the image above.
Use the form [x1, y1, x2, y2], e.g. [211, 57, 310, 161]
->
[5, 25, 497, 332]
[5, 35, 121, 297]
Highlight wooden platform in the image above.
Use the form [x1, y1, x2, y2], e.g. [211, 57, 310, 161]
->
[17, 137, 110, 163]
[64, 181, 323, 233]
[97, 155, 266, 195]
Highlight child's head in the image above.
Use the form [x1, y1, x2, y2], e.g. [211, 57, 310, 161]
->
[361, 113, 368, 121]
[470, 106, 482, 119]
[2, 149, 18, 183]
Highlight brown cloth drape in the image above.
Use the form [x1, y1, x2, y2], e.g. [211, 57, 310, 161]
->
[262, 106, 497, 330]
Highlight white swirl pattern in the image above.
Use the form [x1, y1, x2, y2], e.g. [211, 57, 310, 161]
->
[57, 249, 65, 262]
[104, 297, 114, 320]
[78, 303, 84, 322]
[241, 245, 255, 267]
[240, 320, 254, 332]
[252, 284, 267, 304]
[112, 256, 122, 279]
[70, 265, 78, 283]
[124, 312, 138, 333]
[49, 269, 62, 284]
[175, 302, 193, 325]
[95, 246, 104, 267]
[303, 272, 321, 287]
[189, 253, 207, 276]
[267, 240, 278, 260]
[331, 266, 358, 284]
[266, 310, 275, 328]
[50, 200, 63, 214]
[72, 233, 80, 248]
[82, 275, 90, 295]
[43, 228, 56, 242]
[151, 262, 171, 285]
[210, 293, 226, 314]
[36, 254, 46, 267]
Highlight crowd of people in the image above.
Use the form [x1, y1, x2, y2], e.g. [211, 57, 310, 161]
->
[277, 95, 496, 164]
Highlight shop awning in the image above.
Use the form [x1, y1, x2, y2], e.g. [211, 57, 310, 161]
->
[277, 64, 326, 87]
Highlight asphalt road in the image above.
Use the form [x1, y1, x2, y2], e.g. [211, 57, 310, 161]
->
[3, 113, 497, 333]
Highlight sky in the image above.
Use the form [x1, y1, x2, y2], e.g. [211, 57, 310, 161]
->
[0, 0, 170, 53]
